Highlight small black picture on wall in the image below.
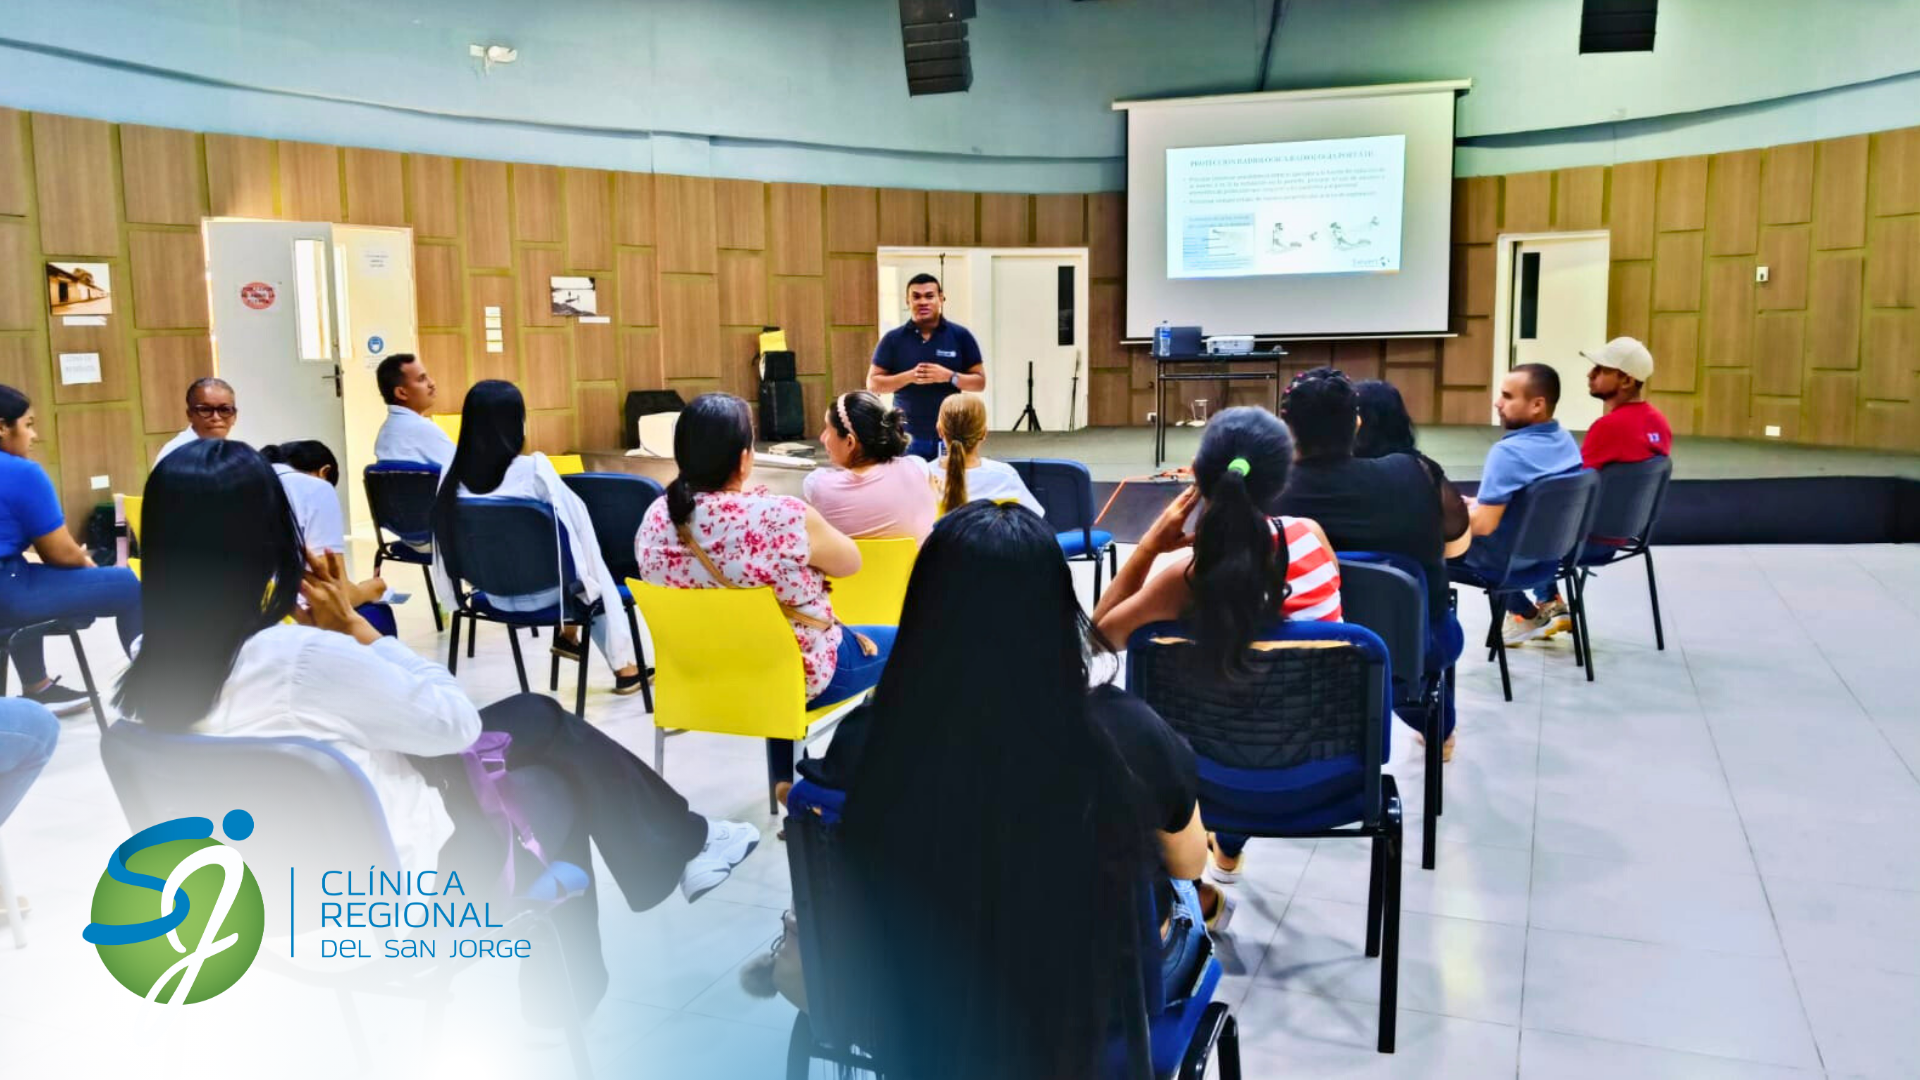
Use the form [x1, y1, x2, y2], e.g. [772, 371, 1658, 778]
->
[550, 275, 598, 317]
[47, 262, 112, 316]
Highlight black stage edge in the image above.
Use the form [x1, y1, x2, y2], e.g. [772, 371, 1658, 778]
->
[1089, 476, 1920, 547]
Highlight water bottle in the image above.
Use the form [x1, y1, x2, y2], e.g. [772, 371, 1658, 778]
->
[1156, 320, 1171, 358]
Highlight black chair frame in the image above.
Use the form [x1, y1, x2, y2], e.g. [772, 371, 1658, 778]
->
[0, 617, 107, 733]
[1568, 455, 1675, 679]
[364, 464, 446, 632]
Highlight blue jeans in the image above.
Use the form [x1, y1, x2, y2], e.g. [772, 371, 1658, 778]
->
[768, 625, 897, 789]
[0, 558, 142, 686]
[1456, 540, 1559, 618]
[0, 698, 59, 826]
[906, 437, 943, 462]
[1160, 878, 1210, 1008]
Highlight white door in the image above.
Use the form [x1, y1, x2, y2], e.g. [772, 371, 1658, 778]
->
[332, 226, 419, 535]
[989, 254, 1087, 432]
[1507, 235, 1609, 431]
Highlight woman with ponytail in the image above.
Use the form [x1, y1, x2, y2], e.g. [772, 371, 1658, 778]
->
[928, 393, 1042, 516]
[802, 390, 937, 543]
[1092, 406, 1342, 916]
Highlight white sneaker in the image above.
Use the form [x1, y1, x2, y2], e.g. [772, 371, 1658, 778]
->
[679, 819, 761, 903]
[1537, 598, 1572, 637]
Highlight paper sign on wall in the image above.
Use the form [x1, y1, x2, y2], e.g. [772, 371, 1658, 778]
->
[58, 352, 102, 386]
[360, 248, 393, 277]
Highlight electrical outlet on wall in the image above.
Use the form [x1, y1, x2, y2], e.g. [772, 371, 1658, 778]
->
[1764, 425, 1782, 437]
[89, 475, 110, 490]
[1756, 265, 1770, 283]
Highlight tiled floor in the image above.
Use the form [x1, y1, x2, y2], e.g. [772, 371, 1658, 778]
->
[3, 542, 1918, 1078]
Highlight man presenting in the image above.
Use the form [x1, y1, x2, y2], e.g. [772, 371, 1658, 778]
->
[153, 378, 238, 463]
[372, 353, 455, 470]
[867, 274, 985, 460]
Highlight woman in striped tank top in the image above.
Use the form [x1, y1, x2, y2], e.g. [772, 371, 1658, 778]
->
[1094, 407, 1341, 927]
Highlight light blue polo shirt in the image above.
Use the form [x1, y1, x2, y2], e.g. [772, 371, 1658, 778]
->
[1476, 420, 1583, 507]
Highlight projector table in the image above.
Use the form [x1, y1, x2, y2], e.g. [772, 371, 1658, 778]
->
[1153, 349, 1289, 466]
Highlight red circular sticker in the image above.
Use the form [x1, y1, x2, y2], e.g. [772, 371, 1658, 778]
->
[240, 282, 276, 310]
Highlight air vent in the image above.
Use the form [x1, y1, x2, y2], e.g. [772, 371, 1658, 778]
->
[1580, 0, 1657, 53]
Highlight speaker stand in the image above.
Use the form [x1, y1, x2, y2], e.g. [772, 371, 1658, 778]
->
[1011, 360, 1042, 432]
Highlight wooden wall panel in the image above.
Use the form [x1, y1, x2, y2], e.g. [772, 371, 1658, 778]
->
[0, 220, 37, 329]
[1501, 171, 1551, 232]
[718, 250, 768, 325]
[128, 230, 210, 329]
[1553, 167, 1604, 231]
[716, 179, 768, 251]
[1866, 214, 1918, 308]
[415, 243, 462, 328]
[1859, 398, 1920, 451]
[1332, 340, 1384, 381]
[1608, 161, 1657, 260]
[1089, 369, 1128, 427]
[562, 168, 613, 271]
[1870, 126, 1920, 216]
[407, 155, 458, 239]
[1702, 258, 1755, 366]
[719, 328, 760, 402]
[616, 249, 658, 326]
[1807, 253, 1864, 369]
[620, 330, 662, 391]
[511, 164, 561, 243]
[55, 406, 137, 529]
[278, 141, 342, 221]
[829, 256, 877, 326]
[1451, 244, 1495, 317]
[1440, 317, 1492, 387]
[1760, 142, 1815, 225]
[1650, 313, 1701, 393]
[469, 276, 518, 384]
[575, 320, 616, 382]
[31, 114, 119, 255]
[1813, 136, 1869, 250]
[1034, 194, 1086, 246]
[1440, 387, 1491, 424]
[50, 315, 129, 403]
[463, 161, 512, 269]
[522, 332, 570, 410]
[927, 191, 976, 245]
[1384, 364, 1437, 425]
[1757, 226, 1811, 310]
[1656, 156, 1709, 232]
[1863, 311, 1917, 400]
[877, 188, 928, 246]
[0, 108, 27, 216]
[205, 134, 277, 219]
[1453, 176, 1499, 244]
[769, 183, 825, 275]
[1749, 396, 1801, 440]
[771, 277, 828, 375]
[1701, 370, 1751, 438]
[1088, 192, 1125, 279]
[1649, 391, 1697, 436]
[120, 125, 203, 226]
[830, 328, 873, 395]
[1804, 371, 1857, 444]
[344, 148, 405, 226]
[613, 171, 655, 247]
[1089, 281, 1126, 369]
[136, 335, 212, 432]
[979, 193, 1030, 246]
[528, 412, 575, 455]
[417, 332, 468, 411]
[577, 385, 622, 452]
[659, 275, 721, 379]
[1752, 313, 1806, 396]
[518, 247, 565, 329]
[1653, 232, 1704, 311]
[1608, 261, 1653, 342]
[826, 186, 879, 254]
[656, 175, 717, 273]
[1706, 150, 1761, 255]
[0, 339, 49, 439]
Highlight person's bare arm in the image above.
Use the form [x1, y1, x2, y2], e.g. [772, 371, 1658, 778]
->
[30, 525, 94, 568]
[954, 364, 985, 392]
[1094, 552, 1193, 651]
[1092, 487, 1196, 626]
[1444, 528, 1472, 558]
[1468, 499, 1507, 536]
[804, 504, 862, 578]
[867, 364, 916, 394]
[349, 576, 389, 607]
[1159, 801, 1209, 881]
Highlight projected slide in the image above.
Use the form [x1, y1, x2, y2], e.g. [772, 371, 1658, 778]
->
[1166, 134, 1406, 279]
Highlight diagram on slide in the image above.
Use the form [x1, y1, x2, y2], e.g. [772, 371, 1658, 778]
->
[1167, 134, 1405, 278]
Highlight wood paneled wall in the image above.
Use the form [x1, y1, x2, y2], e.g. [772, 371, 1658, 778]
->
[3, 108, 1917, 535]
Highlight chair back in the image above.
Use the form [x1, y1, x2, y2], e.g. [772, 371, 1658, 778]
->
[431, 413, 462, 443]
[100, 721, 402, 879]
[627, 579, 811, 740]
[1337, 555, 1427, 701]
[561, 472, 663, 580]
[547, 454, 586, 476]
[826, 538, 918, 626]
[1504, 469, 1601, 569]
[1007, 458, 1096, 538]
[444, 498, 571, 606]
[1587, 454, 1672, 551]
[363, 461, 442, 548]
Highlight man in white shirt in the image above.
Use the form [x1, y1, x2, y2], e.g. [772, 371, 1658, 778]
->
[154, 378, 237, 463]
[372, 353, 455, 470]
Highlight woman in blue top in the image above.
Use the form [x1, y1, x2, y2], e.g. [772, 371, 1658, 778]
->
[0, 385, 141, 714]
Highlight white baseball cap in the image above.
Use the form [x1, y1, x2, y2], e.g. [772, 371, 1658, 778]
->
[1579, 336, 1654, 382]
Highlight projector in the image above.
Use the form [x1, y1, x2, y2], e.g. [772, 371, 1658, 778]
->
[1205, 336, 1256, 355]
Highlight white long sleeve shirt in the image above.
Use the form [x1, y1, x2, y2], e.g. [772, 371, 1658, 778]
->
[373, 406, 455, 471]
[273, 463, 346, 555]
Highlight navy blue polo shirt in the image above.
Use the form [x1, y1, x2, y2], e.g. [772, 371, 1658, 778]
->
[870, 318, 983, 447]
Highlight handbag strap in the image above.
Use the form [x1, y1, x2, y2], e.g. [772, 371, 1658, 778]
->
[675, 522, 877, 656]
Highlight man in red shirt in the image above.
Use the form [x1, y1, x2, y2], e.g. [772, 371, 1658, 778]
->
[1508, 336, 1672, 643]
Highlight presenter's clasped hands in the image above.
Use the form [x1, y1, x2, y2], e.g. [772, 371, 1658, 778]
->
[912, 362, 956, 385]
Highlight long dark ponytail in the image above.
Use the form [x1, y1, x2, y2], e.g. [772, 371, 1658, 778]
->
[429, 380, 525, 576]
[666, 393, 755, 525]
[1186, 407, 1294, 677]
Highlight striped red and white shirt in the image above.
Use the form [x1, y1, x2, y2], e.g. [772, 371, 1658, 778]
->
[1272, 516, 1343, 622]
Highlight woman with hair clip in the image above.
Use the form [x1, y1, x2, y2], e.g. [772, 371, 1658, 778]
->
[116, 439, 758, 1021]
[429, 381, 645, 695]
[927, 392, 1042, 515]
[802, 389, 937, 542]
[1093, 406, 1341, 913]
[637, 393, 894, 804]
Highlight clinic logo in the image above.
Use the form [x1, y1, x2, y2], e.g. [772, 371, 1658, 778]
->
[82, 810, 266, 1003]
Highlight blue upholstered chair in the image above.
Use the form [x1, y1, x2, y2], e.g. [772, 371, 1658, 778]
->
[559, 472, 663, 711]
[1006, 458, 1119, 601]
[1571, 455, 1675, 677]
[364, 461, 445, 631]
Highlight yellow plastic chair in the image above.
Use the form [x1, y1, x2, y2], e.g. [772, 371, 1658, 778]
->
[826, 538, 918, 627]
[126, 557, 141, 578]
[120, 493, 143, 543]
[628, 578, 871, 810]
[548, 454, 585, 476]
[431, 413, 462, 442]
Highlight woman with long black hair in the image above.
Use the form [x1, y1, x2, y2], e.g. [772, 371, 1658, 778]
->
[116, 438, 757, 1018]
[429, 381, 644, 694]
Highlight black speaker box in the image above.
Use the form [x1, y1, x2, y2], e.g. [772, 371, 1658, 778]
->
[761, 350, 797, 383]
[759, 380, 805, 441]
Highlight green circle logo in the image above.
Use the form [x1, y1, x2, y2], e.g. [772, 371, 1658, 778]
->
[84, 811, 266, 1004]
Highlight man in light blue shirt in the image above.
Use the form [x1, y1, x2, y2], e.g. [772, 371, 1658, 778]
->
[1456, 364, 1584, 643]
[372, 353, 455, 471]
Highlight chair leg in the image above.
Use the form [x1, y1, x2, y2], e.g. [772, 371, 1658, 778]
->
[66, 630, 107, 736]
[1571, 572, 1595, 682]
[573, 617, 591, 721]
[1422, 700, 1440, 871]
[447, 612, 463, 674]
[1644, 550, 1666, 651]
[1092, 553, 1105, 604]
[1377, 816, 1403, 1054]
[0, 642, 9, 697]
[1364, 833, 1385, 958]
[549, 623, 563, 693]
[467, 616, 478, 658]
[785, 1012, 815, 1080]
[1562, 573, 1586, 671]
[506, 626, 530, 694]
[1487, 594, 1513, 701]
[0, 836, 26, 948]
[626, 602, 653, 713]
[1215, 1013, 1241, 1080]
[420, 565, 444, 632]
[653, 726, 666, 775]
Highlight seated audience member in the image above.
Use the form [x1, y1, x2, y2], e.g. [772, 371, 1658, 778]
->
[637, 393, 890, 802]
[1354, 378, 1472, 545]
[767, 500, 1208, 1079]
[0, 385, 141, 715]
[1454, 364, 1584, 645]
[261, 440, 386, 605]
[802, 391, 938, 543]
[430, 381, 645, 694]
[1095, 406, 1340, 897]
[928, 393, 1042, 516]
[0, 695, 58, 841]
[1281, 370, 1469, 758]
[372, 352, 455, 470]
[115, 439, 757, 1018]
[154, 378, 238, 463]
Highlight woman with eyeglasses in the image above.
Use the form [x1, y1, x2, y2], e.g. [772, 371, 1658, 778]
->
[154, 377, 239, 463]
[0, 384, 141, 715]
